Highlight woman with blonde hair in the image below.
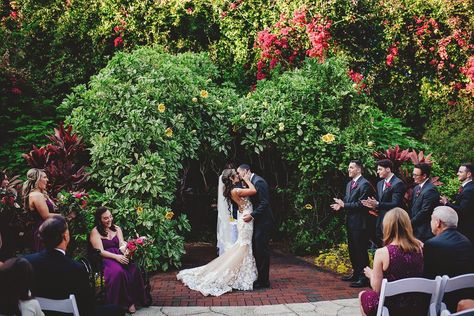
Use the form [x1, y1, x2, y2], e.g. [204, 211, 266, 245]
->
[22, 168, 56, 252]
[359, 207, 424, 316]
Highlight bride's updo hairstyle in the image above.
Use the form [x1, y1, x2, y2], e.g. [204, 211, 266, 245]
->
[221, 168, 238, 203]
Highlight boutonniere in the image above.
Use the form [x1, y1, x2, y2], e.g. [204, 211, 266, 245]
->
[385, 181, 392, 188]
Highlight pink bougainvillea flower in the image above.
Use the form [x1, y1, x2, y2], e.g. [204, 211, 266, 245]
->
[186, 7, 193, 14]
[114, 36, 123, 47]
[11, 87, 22, 95]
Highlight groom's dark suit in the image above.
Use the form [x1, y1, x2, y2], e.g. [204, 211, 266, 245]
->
[250, 173, 275, 285]
[374, 175, 405, 245]
[446, 181, 474, 242]
[410, 181, 440, 242]
[343, 176, 373, 281]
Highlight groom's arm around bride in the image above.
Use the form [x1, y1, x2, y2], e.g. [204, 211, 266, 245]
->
[237, 164, 275, 288]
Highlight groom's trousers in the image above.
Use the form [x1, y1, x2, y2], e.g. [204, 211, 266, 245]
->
[253, 224, 272, 284]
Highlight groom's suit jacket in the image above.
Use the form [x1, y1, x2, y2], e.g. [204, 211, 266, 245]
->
[250, 174, 275, 230]
[446, 181, 474, 242]
[410, 181, 440, 241]
[375, 175, 405, 240]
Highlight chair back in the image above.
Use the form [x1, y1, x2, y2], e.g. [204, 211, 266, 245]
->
[438, 274, 474, 314]
[440, 308, 474, 316]
[376, 276, 443, 316]
[36, 294, 80, 316]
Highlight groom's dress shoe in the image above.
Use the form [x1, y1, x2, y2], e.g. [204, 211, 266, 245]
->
[253, 281, 270, 289]
[349, 278, 369, 288]
[341, 274, 358, 282]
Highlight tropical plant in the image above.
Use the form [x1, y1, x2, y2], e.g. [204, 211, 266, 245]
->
[22, 123, 89, 197]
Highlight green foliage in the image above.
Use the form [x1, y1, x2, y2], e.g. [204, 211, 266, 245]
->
[231, 56, 418, 253]
[61, 48, 238, 270]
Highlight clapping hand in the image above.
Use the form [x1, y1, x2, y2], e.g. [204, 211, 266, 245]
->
[440, 196, 448, 205]
[330, 198, 344, 211]
[361, 197, 378, 209]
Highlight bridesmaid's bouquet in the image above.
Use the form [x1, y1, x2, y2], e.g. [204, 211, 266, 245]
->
[124, 236, 151, 260]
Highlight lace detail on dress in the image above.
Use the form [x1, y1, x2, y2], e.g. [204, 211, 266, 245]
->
[177, 197, 257, 296]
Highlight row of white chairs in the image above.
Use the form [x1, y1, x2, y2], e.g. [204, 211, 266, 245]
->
[36, 294, 80, 316]
[376, 273, 474, 316]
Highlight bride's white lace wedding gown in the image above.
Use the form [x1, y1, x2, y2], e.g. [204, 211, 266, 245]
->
[177, 198, 258, 296]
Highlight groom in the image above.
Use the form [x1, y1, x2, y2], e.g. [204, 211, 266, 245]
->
[237, 164, 275, 289]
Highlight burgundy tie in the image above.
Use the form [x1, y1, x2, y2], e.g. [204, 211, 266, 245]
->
[384, 181, 391, 191]
[458, 186, 463, 194]
[415, 186, 421, 197]
[351, 180, 357, 190]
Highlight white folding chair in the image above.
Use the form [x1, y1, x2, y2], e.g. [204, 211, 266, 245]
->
[441, 308, 474, 316]
[376, 276, 443, 316]
[36, 294, 80, 316]
[438, 274, 474, 315]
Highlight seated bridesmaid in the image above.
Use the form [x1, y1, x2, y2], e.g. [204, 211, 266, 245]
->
[22, 168, 56, 252]
[90, 206, 146, 314]
[359, 207, 425, 316]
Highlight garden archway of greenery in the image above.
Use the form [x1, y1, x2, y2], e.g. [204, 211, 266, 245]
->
[61, 46, 418, 271]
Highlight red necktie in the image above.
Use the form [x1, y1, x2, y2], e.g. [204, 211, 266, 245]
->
[351, 180, 357, 190]
[384, 181, 391, 191]
[458, 186, 463, 194]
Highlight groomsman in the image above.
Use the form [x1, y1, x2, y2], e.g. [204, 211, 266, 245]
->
[362, 159, 405, 246]
[440, 163, 474, 242]
[410, 163, 440, 242]
[331, 160, 373, 288]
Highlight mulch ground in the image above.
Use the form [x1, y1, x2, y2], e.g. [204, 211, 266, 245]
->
[149, 243, 361, 306]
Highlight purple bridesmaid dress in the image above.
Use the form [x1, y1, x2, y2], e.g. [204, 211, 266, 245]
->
[32, 199, 55, 252]
[101, 235, 146, 309]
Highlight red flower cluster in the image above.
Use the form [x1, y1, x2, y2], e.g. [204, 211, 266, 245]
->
[72, 191, 88, 208]
[386, 43, 398, 67]
[1, 195, 15, 206]
[125, 236, 149, 259]
[113, 19, 127, 48]
[254, 9, 332, 81]
[347, 69, 367, 94]
[460, 56, 474, 96]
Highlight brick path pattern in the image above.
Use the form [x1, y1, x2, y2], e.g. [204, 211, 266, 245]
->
[149, 243, 360, 306]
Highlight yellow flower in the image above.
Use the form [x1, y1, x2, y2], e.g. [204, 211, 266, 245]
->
[136, 206, 143, 215]
[200, 90, 209, 98]
[278, 122, 285, 132]
[165, 127, 173, 137]
[321, 133, 335, 143]
[304, 204, 313, 210]
[192, 97, 198, 103]
[367, 141, 374, 147]
[165, 211, 174, 220]
[158, 103, 166, 113]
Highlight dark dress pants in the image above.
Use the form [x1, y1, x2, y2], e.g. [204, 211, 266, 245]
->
[252, 223, 272, 284]
[347, 227, 369, 279]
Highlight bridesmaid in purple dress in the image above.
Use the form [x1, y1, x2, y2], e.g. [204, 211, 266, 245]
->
[22, 169, 56, 252]
[90, 206, 145, 314]
[359, 207, 425, 316]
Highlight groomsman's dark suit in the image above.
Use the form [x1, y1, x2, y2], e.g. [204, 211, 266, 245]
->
[250, 173, 275, 287]
[446, 181, 474, 242]
[374, 176, 405, 245]
[26, 249, 123, 316]
[410, 181, 440, 241]
[423, 229, 474, 311]
[343, 176, 373, 284]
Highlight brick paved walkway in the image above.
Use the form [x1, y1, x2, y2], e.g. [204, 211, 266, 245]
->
[149, 243, 361, 306]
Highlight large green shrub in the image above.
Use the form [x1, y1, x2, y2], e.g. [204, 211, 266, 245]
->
[230, 56, 419, 253]
[61, 48, 239, 270]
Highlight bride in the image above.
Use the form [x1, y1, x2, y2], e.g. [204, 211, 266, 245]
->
[177, 168, 258, 296]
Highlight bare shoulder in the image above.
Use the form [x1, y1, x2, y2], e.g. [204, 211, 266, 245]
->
[375, 246, 389, 258]
[29, 191, 43, 199]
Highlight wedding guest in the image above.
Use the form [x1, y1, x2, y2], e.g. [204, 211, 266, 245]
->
[440, 163, 474, 242]
[423, 206, 474, 312]
[410, 163, 440, 242]
[22, 169, 56, 251]
[0, 171, 16, 261]
[90, 207, 146, 314]
[25, 215, 124, 316]
[359, 207, 425, 316]
[457, 299, 474, 312]
[0, 257, 44, 316]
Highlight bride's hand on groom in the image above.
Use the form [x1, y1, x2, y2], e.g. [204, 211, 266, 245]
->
[242, 214, 253, 222]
